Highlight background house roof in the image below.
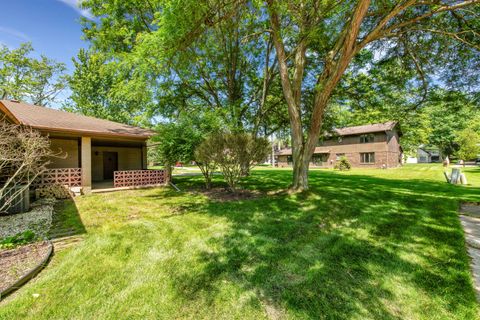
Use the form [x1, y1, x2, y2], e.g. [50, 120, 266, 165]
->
[333, 121, 398, 136]
[0, 100, 154, 139]
[276, 147, 331, 156]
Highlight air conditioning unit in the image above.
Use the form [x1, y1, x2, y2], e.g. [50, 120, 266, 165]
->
[0, 185, 30, 214]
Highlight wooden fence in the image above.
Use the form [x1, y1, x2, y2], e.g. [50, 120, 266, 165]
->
[114, 170, 166, 188]
[33, 168, 82, 187]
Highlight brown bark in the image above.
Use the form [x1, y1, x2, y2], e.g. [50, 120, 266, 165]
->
[267, 0, 371, 191]
[164, 165, 173, 184]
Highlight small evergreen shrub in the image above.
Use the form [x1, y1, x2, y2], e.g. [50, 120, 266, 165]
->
[334, 157, 351, 171]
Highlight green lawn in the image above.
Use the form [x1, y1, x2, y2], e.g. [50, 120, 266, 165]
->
[1, 165, 479, 319]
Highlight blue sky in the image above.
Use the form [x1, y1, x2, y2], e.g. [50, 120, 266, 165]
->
[0, 0, 91, 69]
[0, 0, 92, 105]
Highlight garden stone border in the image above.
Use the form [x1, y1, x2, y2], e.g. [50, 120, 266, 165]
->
[0, 240, 53, 301]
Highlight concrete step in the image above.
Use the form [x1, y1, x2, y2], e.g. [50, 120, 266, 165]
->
[461, 203, 480, 218]
[460, 203, 480, 301]
[460, 216, 480, 249]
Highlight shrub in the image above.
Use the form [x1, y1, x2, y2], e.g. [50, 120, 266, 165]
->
[334, 156, 351, 171]
[0, 230, 37, 249]
[0, 120, 54, 214]
[149, 113, 221, 184]
[196, 132, 270, 192]
[194, 139, 217, 190]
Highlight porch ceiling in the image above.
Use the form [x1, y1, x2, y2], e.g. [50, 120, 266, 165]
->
[91, 138, 144, 148]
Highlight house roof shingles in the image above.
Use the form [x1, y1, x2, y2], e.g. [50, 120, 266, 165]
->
[332, 121, 397, 136]
[0, 100, 153, 139]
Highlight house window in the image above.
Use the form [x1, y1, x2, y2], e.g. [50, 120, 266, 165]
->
[360, 152, 375, 164]
[336, 153, 345, 161]
[312, 153, 329, 166]
[360, 134, 375, 143]
[287, 156, 293, 165]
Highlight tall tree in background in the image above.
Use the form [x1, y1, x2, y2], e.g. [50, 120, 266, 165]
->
[80, 0, 480, 190]
[0, 43, 66, 106]
[80, 1, 289, 134]
[425, 90, 479, 157]
[65, 49, 154, 126]
[455, 128, 480, 165]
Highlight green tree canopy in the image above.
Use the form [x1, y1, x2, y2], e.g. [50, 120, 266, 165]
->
[455, 128, 480, 162]
[0, 43, 66, 106]
[64, 48, 155, 126]
[149, 112, 222, 181]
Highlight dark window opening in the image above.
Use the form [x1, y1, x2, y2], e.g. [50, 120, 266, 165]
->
[360, 152, 375, 164]
[312, 153, 329, 166]
[360, 134, 375, 143]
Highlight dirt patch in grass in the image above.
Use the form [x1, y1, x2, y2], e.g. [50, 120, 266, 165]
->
[0, 241, 51, 293]
[197, 188, 263, 202]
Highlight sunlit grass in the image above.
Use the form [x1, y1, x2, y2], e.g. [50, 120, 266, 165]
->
[0, 164, 479, 319]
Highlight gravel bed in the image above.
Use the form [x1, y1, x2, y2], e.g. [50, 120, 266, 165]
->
[0, 198, 55, 239]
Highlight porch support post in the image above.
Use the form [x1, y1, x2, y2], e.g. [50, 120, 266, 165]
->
[142, 143, 148, 169]
[81, 136, 92, 194]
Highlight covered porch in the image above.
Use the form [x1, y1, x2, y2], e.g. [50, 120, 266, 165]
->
[42, 135, 166, 193]
[0, 99, 162, 194]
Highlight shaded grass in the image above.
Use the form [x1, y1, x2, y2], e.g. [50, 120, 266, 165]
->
[48, 200, 86, 239]
[0, 164, 479, 319]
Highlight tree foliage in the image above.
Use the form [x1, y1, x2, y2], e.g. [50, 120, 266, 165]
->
[65, 49, 154, 125]
[149, 112, 221, 182]
[455, 128, 480, 162]
[79, 0, 289, 135]
[0, 43, 66, 106]
[194, 137, 218, 190]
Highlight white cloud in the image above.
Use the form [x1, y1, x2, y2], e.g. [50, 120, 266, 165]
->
[0, 26, 30, 41]
[57, 0, 94, 19]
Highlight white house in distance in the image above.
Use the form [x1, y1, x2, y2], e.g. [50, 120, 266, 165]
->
[406, 146, 442, 164]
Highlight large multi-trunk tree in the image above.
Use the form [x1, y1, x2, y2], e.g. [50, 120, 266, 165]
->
[263, 0, 479, 190]
[81, 0, 480, 190]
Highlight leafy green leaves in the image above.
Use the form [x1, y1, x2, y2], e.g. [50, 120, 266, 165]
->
[0, 43, 66, 106]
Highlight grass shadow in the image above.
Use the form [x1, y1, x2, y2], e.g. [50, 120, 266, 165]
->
[48, 199, 86, 240]
[168, 169, 479, 318]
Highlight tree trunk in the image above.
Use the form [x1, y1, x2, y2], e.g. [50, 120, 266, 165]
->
[164, 165, 173, 184]
[291, 152, 310, 191]
[240, 161, 250, 177]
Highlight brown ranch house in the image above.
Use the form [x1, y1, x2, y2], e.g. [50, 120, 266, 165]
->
[276, 121, 402, 169]
[0, 100, 165, 193]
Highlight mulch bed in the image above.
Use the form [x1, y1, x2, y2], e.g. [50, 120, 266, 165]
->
[0, 241, 52, 294]
[197, 188, 263, 202]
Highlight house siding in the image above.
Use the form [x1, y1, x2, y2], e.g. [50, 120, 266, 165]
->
[276, 130, 402, 169]
[48, 138, 79, 168]
[91, 146, 143, 181]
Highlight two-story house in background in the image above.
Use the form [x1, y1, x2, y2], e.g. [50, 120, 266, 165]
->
[275, 121, 402, 169]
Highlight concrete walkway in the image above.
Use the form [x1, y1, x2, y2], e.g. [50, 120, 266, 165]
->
[460, 203, 480, 301]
